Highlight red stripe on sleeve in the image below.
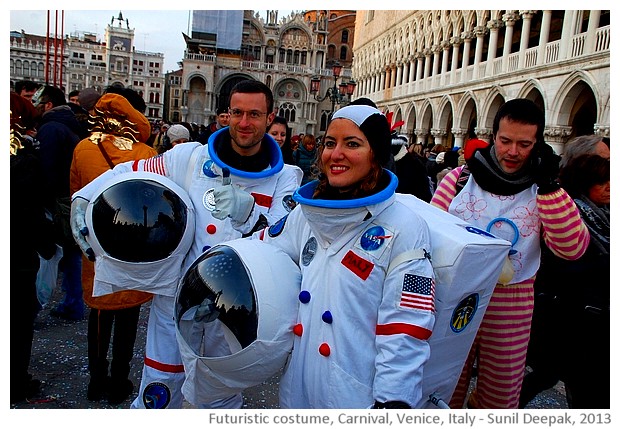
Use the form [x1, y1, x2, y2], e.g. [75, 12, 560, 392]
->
[144, 356, 185, 373]
[376, 323, 432, 340]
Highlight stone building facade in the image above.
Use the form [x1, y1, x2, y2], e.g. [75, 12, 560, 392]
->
[10, 11, 165, 121]
[175, 10, 356, 136]
[352, 10, 610, 154]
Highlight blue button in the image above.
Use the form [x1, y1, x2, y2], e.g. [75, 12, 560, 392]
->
[299, 290, 311, 304]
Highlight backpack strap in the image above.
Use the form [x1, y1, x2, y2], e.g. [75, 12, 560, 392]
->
[455, 164, 470, 196]
[185, 145, 202, 190]
[96, 142, 116, 169]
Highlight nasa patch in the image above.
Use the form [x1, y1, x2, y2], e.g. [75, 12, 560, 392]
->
[268, 214, 288, 237]
[450, 293, 479, 333]
[355, 225, 393, 258]
[202, 159, 218, 178]
[142, 382, 171, 409]
[301, 236, 317, 266]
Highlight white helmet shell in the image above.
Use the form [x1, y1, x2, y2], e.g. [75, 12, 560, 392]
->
[85, 171, 195, 297]
[175, 238, 301, 405]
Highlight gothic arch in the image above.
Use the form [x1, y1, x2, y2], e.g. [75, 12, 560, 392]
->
[419, 99, 434, 132]
[549, 70, 600, 126]
[480, 89, 506, 133]
[437, 95, 455, 129]
[183, 72, 208, 91]
[554, 79, 597, 138]
[404, 103, 417, 136]
[456, 91, 479, 129]
[479, 85, 506, 123]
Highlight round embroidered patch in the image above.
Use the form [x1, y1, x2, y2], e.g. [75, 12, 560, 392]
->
[143, 382, 171, 409]
[202, 160, 217, 178]
[203, 188, 216, 211]
[360, 225, 389, 251]
[450, 293, 479, 333]
[301, 236, 317, 265]
[282, 195, 297, 212]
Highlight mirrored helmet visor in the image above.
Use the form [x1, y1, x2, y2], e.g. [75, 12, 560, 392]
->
[91, 178, 188, 262]
[176, 246, 258, 354]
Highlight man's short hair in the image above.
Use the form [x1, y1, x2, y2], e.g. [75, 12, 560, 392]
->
[104, 85, 146, 113]
[493, 98, 545, 146]
[229, 80, 274, 113]
[15, 80, 39, 94]
[33, 85, 67, 107]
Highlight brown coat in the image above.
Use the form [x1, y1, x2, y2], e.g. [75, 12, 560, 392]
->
[70, 93, 156, 310]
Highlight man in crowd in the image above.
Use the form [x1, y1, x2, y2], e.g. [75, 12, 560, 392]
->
[198, 106, 231, 144]
[70, 80, 302, 409]
[430, 98, 590, 409]
[34, 84, 85, 321]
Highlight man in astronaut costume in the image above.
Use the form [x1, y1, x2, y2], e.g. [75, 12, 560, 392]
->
[71, 80, 302, 408]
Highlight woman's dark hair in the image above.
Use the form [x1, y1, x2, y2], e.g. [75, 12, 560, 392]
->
[559, 154, 610, 198]
[268, 115, 294, 164]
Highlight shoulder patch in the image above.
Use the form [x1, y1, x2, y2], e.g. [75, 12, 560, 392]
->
[354, 224, 393, 258]
[268, 214, 288, 237]
[282, 195, 297, 212]
[202, 159, 217, 178]
[301, 236, 317, 266]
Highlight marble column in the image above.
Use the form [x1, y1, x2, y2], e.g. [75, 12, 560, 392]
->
[517, 11, 535, 69]
[473, 25, 487, 79]
[485, 19, 503, 75]
[440, 40, 451, 86]
[501, 12, 519, 72]
[460, 31, 473, 83]
[536, 10, 552, 65]
[544, 126, 572, 155]
[449, 36, 462, 85]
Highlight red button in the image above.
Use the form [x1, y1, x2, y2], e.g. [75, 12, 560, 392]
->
[319, 343, 331, 357]
[206, 224, 217, 234]
[293, 324, 303, 336]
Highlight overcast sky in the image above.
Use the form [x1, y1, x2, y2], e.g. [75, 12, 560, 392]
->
[9, 6, 302, 72]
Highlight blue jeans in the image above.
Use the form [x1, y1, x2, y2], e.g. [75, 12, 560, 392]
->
[55, 245, 84, 319]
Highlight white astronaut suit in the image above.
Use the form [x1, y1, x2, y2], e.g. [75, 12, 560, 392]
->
[257, 170, 437, 408]
[73, 128, 302, 408]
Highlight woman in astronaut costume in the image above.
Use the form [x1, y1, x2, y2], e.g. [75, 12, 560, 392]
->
[71, 92, 302, 408]
[257, 105, 436, 408]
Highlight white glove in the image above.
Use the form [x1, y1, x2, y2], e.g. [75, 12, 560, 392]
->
[70, 197, 95, 261]
[212, 167, 255, 223]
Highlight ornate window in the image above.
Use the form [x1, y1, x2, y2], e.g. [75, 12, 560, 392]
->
[278, 101, 297, 123]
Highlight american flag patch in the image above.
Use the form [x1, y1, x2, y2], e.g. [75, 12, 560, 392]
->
[142, 155, 167, 175]
[400, 274, 435, 312]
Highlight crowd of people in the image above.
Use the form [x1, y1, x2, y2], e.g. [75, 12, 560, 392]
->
[10, 78, 608, 410]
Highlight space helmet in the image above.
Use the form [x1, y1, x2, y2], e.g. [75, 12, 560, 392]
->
[85, 171, 195, 297]
[175, 238, 301, 405]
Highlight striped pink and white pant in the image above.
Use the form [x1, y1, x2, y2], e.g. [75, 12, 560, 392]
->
[449, 279, 535, 409]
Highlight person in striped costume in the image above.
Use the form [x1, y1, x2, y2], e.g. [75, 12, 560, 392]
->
[430, 98, 590, 409]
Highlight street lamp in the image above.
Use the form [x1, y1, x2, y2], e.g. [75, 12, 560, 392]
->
[310, 61, 357, 114]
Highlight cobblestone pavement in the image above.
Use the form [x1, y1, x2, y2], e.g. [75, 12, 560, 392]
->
[11, 287, 567, 410]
